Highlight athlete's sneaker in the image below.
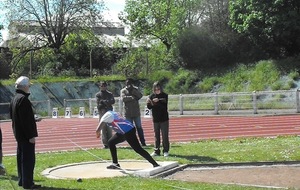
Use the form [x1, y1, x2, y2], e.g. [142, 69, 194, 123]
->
[106, 163, 120, 169]
[151, 152, 160, 156]
[163, 152, 169, 157]
[153, 164, 160, 168]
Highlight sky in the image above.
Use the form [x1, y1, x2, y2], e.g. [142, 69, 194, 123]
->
[102, 0, 125, 22]
[0, 0, 126, 40]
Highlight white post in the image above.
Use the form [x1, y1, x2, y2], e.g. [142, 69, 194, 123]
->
[52, 108, 58, 118]
[214, 92, 219, 115]
[296, 89, 300, 113]
[93, 106, 99, 118]
[78, 107, 85, 118]
[65, 107, 72, 118]
[144, 105, 152, 118]
[179, 94, 183, 115]
[253, 91, 258, 114]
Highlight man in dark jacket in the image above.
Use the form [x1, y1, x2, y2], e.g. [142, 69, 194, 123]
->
[95, 81, 115, 148]
[146, 81, 170, 157]
[9, 76, 41, 189]
[120, 78, 146, 146]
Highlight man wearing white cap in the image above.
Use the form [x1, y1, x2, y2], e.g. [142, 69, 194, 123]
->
[9, 76, 41, 189]
[96, 111, 160, 169]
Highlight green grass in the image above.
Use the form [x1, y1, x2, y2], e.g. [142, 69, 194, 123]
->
[1, 136, 299, 190]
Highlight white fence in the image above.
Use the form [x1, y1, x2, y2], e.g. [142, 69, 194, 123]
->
[62, 89, 300, 116]
[1, 90, 300, 119]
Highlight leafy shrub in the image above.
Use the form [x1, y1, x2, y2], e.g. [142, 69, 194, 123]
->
[164, 69, 198, 94]
[198, 77, 220, 93]
[288, 70, 299, 80]
[249, 60, 280, 91]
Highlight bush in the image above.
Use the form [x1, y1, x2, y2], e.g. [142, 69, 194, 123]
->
[249, 60, 280, 91]
[164, 69, 198, 94]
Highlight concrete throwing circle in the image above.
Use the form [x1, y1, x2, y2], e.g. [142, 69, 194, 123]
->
[42, 160, 179, 179]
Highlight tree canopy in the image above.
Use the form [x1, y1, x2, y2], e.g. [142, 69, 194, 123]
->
[229, 0, 300, 58]
[120, 0, 199, 52]
[6, 0, 105, 52]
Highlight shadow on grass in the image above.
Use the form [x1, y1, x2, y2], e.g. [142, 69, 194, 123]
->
[39, 187, 81, 190]
[2, 175, 81, 190]
[170, 154, 218, 162]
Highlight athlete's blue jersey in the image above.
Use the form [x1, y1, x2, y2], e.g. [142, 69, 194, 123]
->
[102, 111, 134, 134]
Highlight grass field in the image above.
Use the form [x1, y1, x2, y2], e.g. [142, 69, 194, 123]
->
[0, 135, 299, 190]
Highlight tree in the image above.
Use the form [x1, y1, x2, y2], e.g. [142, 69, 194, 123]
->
[6, 0, 104, 52]
[4, 0, 105, 76]
[61, 30, 117, 76]
[229, 0, 300, 58]
[120, 0, 206, 52]
[119, 0, 208, 72]
[178, 26, 233, 72]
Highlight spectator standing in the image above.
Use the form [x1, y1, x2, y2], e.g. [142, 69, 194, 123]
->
[96, 111, 159, 169]
[120, 78, 146, 146]
[146, 81, 170, 157]
[0, 127, 5, 175]
[9, 76, 41, 189]
[95, 81, 115, 148]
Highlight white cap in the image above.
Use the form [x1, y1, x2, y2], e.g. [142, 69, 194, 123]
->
[15, 76, 32, 88]
[99, 111, 114, 124]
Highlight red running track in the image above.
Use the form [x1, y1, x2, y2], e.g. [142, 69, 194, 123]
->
[1, 115, 300, 155]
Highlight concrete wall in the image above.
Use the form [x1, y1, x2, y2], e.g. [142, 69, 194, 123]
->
[0, 80, 135, 116]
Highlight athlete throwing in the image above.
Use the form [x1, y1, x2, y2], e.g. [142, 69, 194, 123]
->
[96, 111, 160, 169]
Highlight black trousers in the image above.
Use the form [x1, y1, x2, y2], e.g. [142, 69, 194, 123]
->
[153, 120, 170, 154]
[108, 128, 158, 166]
[17, 141, 35, 188]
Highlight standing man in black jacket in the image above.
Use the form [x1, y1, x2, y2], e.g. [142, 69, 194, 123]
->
[9, 76, 41, 189]
[95, 81, 115, 148]
[146, 81, 170, 157]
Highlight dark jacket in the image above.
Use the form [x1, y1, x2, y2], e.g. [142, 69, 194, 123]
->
[147, 92, 169, 123]
[120, 86, 143, 117]
[9, 89, 38, 142]
[95, 90, 115, 111]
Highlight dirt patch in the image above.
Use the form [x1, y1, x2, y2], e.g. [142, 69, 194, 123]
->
[166, 163, 300, 189]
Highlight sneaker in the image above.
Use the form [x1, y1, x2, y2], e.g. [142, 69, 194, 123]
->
[106, 163, 120, 169]
[153, 164, 160, 168]
[103, 145, 109, 149]
[151, 152, 160, 156]
[163, 152, 169, 157]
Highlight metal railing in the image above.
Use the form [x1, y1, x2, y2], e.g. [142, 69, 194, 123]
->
[1, 90, 300, 119]
[63, 89, 300, 116]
